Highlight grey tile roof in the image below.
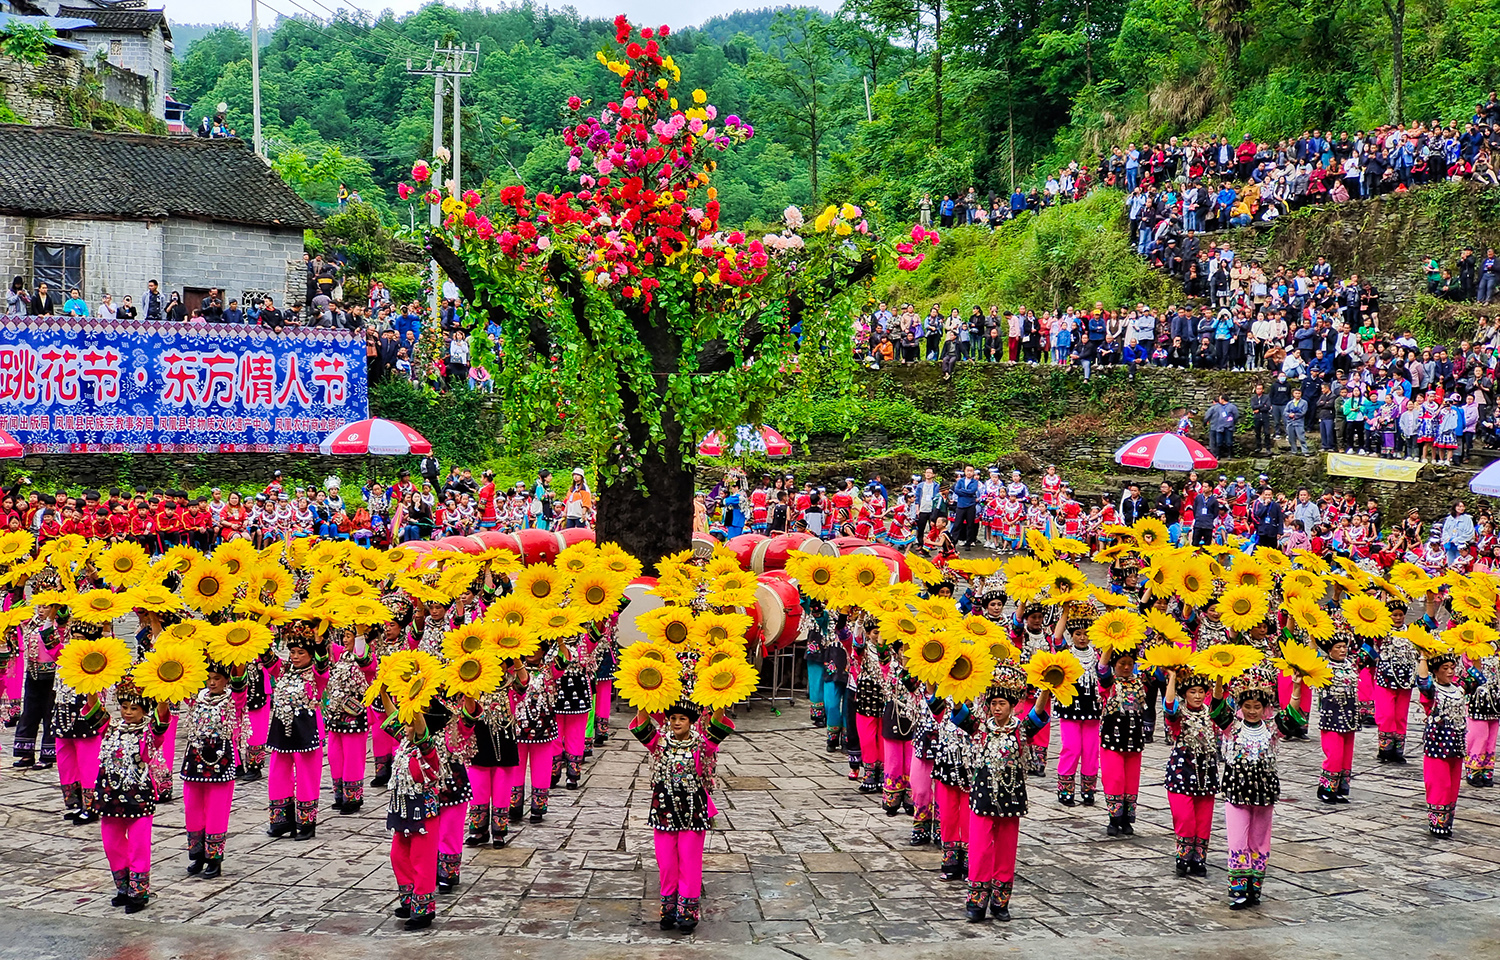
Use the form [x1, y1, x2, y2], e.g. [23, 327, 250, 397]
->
[56, 4, 170, 37]
[0, 125, 320, 228]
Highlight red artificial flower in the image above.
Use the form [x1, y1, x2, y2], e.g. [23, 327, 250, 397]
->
[641, 27, 653, 38]
[397, 182, 412, 200]
[568, 96, 582, 110]
[658, 24, 669, 36]
[412, 161, 431, 183]
[626, 42, 644, 59]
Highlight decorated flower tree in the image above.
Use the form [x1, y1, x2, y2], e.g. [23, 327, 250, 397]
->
[407, 16, 934, 561]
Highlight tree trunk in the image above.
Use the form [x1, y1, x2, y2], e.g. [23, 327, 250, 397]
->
[594, 412, 694, 564]
[932, 0, 943, 147]
[1384, 0, 1405, 124]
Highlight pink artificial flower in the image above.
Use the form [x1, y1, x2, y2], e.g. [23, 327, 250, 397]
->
[568, 95, 582, 110]
[397, 182, 412, 200]
[412, 161, 431, 183]
[462, 189, 481, 207]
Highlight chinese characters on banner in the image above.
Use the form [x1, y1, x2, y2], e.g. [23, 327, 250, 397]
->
[0, 318, 369, 452]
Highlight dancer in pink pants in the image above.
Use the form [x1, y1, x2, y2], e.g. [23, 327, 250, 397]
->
[51, 614, 109, 825]
[369, 601, 417, 788]
[963, 665, 1050, 923]
[513, 655, 559, 823]
[908, 693, 941, 846]
[631, 701, 733, 933]
[880, 645, 920, 816]
[1221, 679, 1302, 909]
[324, 634, 375, 814]
[1417, 652, 1471, 837]
[1054, 616, 1101, 806]
[850, 623, 887, 794]
[380, 692, 442, 931]
[461, 668, 524, 848]
[1097, 648, 1145, 836]
[265, 625, 329, 840]
[554, 635, 596, 790]
[1009, 605, 1055, 777]
[1162, 669, 1229, 877]
[1315, 633, 1360, 803]
[239, 652, 274, 782]
[1463, 651, 1500, 787]
[425, 698, 473, 893]
[180, 660, 246, 879]
[1370, 600, 1418, 763]
[930, 697, 972, 880]
[97, 677, 169, 914]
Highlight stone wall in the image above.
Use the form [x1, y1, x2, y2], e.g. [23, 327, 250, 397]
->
[0, 52, 149, 125]
[103, 31, 170, 119]
[0, 215, 163, 304]
[161, 220, 306, 310]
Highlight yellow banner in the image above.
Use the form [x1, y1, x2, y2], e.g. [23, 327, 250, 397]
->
[1324, 453, 1422, 483]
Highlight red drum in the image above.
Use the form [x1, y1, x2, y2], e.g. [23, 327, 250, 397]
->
[436, 536, 484, 555]
[423, 540, 459, 553]
[691, 534, 718, 560]
[755, 578, 805, 652]
[471, 531, 522, 556]
[557, 527, 596, 550]
[514, 528, 561, 566]
[869, 544, 912, 583]
[726, 533, 768, 571]
[618, 576, 663, 647]
[830, 536, 876, 556]
[753, 533, 828, 574]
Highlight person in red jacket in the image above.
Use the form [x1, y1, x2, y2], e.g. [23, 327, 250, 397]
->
[1235, 135, 1258, 181]
[182, 499, 211, 551]
[155, 497, 181, 549]
[129, 503, 158, 554]
[93, 506, 114, 542]
[108, 504, 131, 543]
[37, 509, 62, 543]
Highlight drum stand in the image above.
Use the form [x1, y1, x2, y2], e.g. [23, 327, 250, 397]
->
[747, 628, 806, 710]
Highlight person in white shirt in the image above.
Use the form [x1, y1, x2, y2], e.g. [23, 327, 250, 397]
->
[97, 294, 118, 320]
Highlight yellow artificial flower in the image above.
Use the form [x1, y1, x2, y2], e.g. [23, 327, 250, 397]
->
[97, 541, 149, 588]
[1025, 650, 1085, 706]
[906, 630, 958, 684]
[161, 620, 209, 648]
[950, 557, 1003, 578]
[701, 555, 742, 580]
[385, 546, 417, 572]
[1291, 550, 1329, 573]
[515, 565, 569, 604]
[436, 563, 483, 600]
[390, 650, 444, 723]
[1089, 609, 1147, 655]
[444, 649, 506, 698]
[1188, 643, 1264, 683]
[1042, 563, 1086, 597]
[571, 569, 628, 618]
[1001, 555, 1042, 580]
[1006, 571, 1046, 603]
[330, 576, 380, 602]
[1174, 556, 1215, 608]
[181, 560, 236, 614]
[1281, 570, 1328, 603]
[692, 657, 758, 710]
[306, 540, 348, 570]
[937, 644, 995, 703]
[1132, 517, 1171, 552]
[879, 609, 924, 645]
[1283, 597, 1336, 641]
[487, 593, 540, 631]
[1449, 589, 1495, 623]
[1051, 538, 1091, 557]
[1024, 530, 1055, 564]
[1140, 643, 1193, 673]
[346, 547, 397, 582]
[905, 551, 945, 586]
[1341, 594, 1393, 639]
[1144, 608, 1192, 646]
[156, 543, 200, 577]
[1224, 559, 1271, 591]
[534, 606, 589, 641]
[616, 657, 683, 714]
[212, 539, 259, 578]
[125, 582, 183, 614]
[205, 621, 275, 666]
[595, 544, 643, 582]
[1218, 585, 1269, 633]
[689, 611, 753, 649]
[133, 644, 207, 703]
[642, 607, 697, 646]
[957, 616, 1000, 643]
[1444, 621, 1500, 660]
[72, 588, 130, 625]
[0, 529, 35, 564]
[1271, 639, 1334, 689]
[247, 566, 296, 606]
[490, 624, 542, 660]
[56, 636, 132, 696]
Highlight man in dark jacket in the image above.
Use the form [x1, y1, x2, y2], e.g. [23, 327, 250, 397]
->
[1251, 487, 1284, 549]
[1190, 489, 1221, 545]
[1120, 483, 1148, 526]
[28, 282, 56, 315]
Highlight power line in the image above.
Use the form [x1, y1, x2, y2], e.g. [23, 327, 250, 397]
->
[293, 0, 425, 60]
[254, 0, 413, 63]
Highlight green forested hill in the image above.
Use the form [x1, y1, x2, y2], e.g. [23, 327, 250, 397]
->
[169, 0, 1500, 227]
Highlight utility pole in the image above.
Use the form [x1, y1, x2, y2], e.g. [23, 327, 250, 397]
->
[249, 0, 262, 157]
[406, 41, 479, 316]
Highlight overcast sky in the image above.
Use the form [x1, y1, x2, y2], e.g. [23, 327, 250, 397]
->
[167, 0, 836, 29]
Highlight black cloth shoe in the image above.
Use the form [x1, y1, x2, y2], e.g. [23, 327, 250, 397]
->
[202, 860, 222, 880]
[394, 905, 412, 919]
[124, 896, 148, 914]
[1188, 861, 1207, 877]
[403, 914, 433, 931]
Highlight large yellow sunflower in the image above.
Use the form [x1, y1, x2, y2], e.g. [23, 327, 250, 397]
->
[1051, 538, 1091, 557]
[1449, 589, 1496, 623]
[1388, 562, 1431, 596]
[234, 596, 295, 626]
[641, 606, 697, 646]
[0, 557, 43, 587]
[701, 555, 743, 580]
[1001, 555, 1043, 580]
[689, 611, 753, 649]
[937, 644, 996, 703]
[205, 621, 275, 666]
[692, 657, 759, 710]
[1025, 650, 1085, 706]
[651, 570, 701, 605]
[865, 584, 915, 616]
[345, 547, 397, 582]
[211, 539, 259, 578]
[328, 597, 393, 628]
[1188, 643, 1264, 683]
[390, 651, 444, 723]
[1271, 639, 1334, 689]
[246, 566, 296, 606]
[879, 608, 925, 646]
[1341, 594, 1393, 639]
[1444, 621, 1500, 660]
[905, 551, 946, 587]
[556, 542, 603, 577]
[181, 560, 237, 614]
[1140, 643, 1193, 672]
[491, 623, 543, 660]
[328, 576, 380, 603]
[1006, 571, 1047, 604]
[1283, 597, 1335, 642]
[1042, 563, 1087, 597]
[1224, 559, 1271, 591]
[616, 657, 684, 714]
[515, 565, 569, 604]
[913, 598, 958, 623]
[305, 568, 340, 598]
[155, 543, 200, 578]
[595, 544, 643, 582]
[534, 606, 589, 642]
[72, 588, 130, 625]
[0, 604, 31, 632]
[906, 630, 959, 684]
[950, 557, 1003, 579]
[487, 593, 541, 631]
[1396, 623, 1450, 657]
[305, 539, 348, 570]
[571, 569, 628, 619]
[436, 563, 484, 600]
[707, 568, 760, 605]
[1291, 550, 1330, 573]
[443, 622, 497, 659]
[957, 616, 1001, 643]
[1144, 608, 1192, 647]
[0, 529, 35, 565]
[700, 639, 750, 667]
[1132, 517, 1171, 552]
[1089, 609, 1147, 655]
[56, 636, 132, 696]
[96, 542, 149, 589]
[1281, 570, 1328, 603]
[124, 582, 183, 614]
[444, 649, 506, 698]
[1218, 585, 1270, 633]
[1024, 529, 1056, 564]
[133, 644, 207, 703]
[384, 546, 417, 572]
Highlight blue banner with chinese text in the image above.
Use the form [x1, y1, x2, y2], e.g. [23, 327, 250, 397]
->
[0, 318, 368, 453]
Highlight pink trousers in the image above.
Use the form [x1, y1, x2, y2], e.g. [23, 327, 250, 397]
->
[516, 741, 553, 792]
[966, 813, 1020, 884]
[855, 714, 884, 765]
[558, 712, 589, 757]
[1100, 749, 1142, 797]
[1357, 666, 1376, 706]
[467, 765, 514, 806]
[1057, 718, 1100, 779]
[391, 824, 438, 904]
[183, 781, 234, 835]
[160, 714, 179, 768]
[1374, 686, 1412, 736]
[1017, 699, 1052, 748]
[1168, 791, 1215, 840]
[1321, 730, 1355, 774]
[653, 829, 705, 899]
[56, 732, 104, 788]
[268, 749, 323, 802]
[1276, 676, 1312, 714]
[438, 804, 465, 858]
[910, 756, 936, 823]
[1425, 755, 1463, 805]
[327, 731, 368, 783]
[881, 737, 912, 794]
[1465, 719, 1498, 774]
[934, 782, 969, 843]
[594, 680, 612, 724]
[101, 815, 152, 874]
[369, 706, 396, 759]
[2, 653, 21, 702]
[247, 702, 271, 750]
[1225, 802, 1273, 879]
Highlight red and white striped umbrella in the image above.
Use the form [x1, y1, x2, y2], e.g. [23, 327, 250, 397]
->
[0, 429, 21, 459]
[699, 425, 793, 458]
[1114, 432, 1218, 471]
[319, 418, 433, 456]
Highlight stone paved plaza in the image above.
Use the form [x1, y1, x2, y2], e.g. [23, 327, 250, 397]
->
[3, 686, 1500, 948]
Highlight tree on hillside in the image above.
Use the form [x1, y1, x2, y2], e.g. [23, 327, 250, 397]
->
[751, 11, 840, 202]
[846, 0, 949, 145]
[410, 17, 934, 561]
